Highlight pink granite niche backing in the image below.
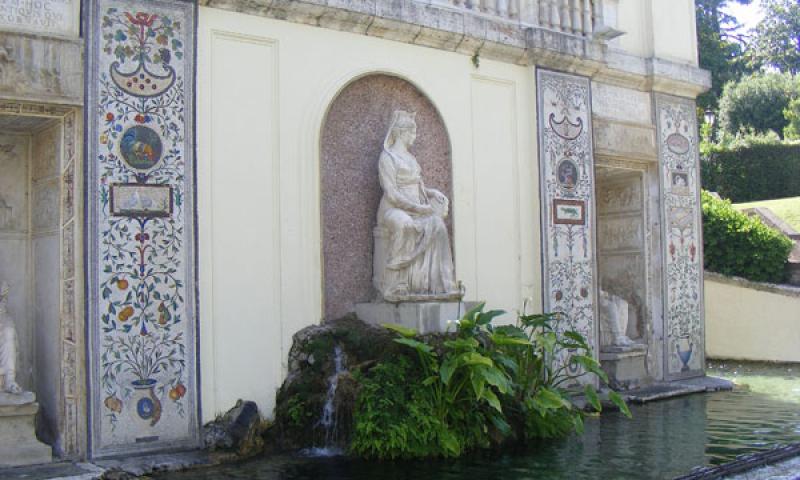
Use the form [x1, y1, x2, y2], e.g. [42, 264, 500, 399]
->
[321, 74, 454, 321]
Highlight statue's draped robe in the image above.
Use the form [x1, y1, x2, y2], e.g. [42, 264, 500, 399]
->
[376, 148, 456, 299]
[0, 313, 18, 386]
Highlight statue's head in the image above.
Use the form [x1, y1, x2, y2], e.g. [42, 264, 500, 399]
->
[384, 110, 417, 149]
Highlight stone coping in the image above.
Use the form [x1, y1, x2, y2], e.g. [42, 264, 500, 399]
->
[599, 344, 647, 361]
[704, 271, 800, 299]
[199, 0, 710, 96]
[0, 391, 35, 406]
[741, 207, 800, 239]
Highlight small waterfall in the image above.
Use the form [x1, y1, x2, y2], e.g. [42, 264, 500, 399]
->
[303, 345, 347, 457]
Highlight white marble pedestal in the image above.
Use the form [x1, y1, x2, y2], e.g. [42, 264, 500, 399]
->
[599, 343, 648, 391]
[0, 392, 52, 467]
[355, 302, 471, 334]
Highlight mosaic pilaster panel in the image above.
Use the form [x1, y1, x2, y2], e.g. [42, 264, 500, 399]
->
[654, 94, 704, 379]
[537, 70, 598, 375]
[86, 0, 199, 456]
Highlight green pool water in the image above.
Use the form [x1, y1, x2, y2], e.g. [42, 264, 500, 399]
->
[157, 361, 800, 480]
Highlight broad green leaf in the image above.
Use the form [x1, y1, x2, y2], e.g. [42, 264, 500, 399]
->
[476, 309, 506, 326]
[459, 352, 494, 367]
[572, 412, 585, 434]
[462, 302, 486, 322]
[482, 389, 503, 412]
[519, 314, 551, 330]
[563, 331, 589, 349]
[571, 355, 609, 383]
[487, 411, 512, 436]
[492, 353, 519, 376]
[608, 390, 632, 419]
[444, 337, 480, 350]
[476, 365, 511, 394]
[422, 375, 438, 386]
[584, 385, 601, 412]
[492, 333, 532, 347]
[440, 357, 458, 385]
[393, 337, 435, 355]
[536, 332, 557, 354]
[439, 429, 460, 456]
[471, 372, 486, 398]
[494, 325, 528, 341]
[382, 323, 417, 338]
[536, 387, 573, 410]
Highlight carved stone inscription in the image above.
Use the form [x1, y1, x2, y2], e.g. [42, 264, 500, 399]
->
[0, 0, 78, 36]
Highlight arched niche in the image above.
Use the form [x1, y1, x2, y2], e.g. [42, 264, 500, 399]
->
[320, 74, 453, 320]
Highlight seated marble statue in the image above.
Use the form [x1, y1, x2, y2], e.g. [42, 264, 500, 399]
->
[0, 282, 21, 394]
[598, 289, 634, 348]
[374, 110, 459, 302]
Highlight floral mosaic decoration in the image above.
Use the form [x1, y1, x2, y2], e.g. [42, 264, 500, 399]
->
[88, 0, 197, 456]
[537, 70, 597, 381]
[655, 94, 704, 378]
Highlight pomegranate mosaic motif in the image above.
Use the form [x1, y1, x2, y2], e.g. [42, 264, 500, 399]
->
[87, 0, 198, 457]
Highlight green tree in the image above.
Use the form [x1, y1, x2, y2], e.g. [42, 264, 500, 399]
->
[784, 96, 800, 139]
[748, 0, 800, 74]
[717, 72, 797, 136]
[696, 0, 755, 112]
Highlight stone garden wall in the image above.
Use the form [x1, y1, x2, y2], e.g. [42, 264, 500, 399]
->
[705, 272, 800, 363]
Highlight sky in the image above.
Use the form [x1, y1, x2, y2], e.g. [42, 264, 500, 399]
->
[722, 1, 765, 31]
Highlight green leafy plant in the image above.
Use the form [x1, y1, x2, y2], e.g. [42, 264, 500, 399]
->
[702, 190, 793, 283]
[501, 310, 629, 439]
[284, 397, 313, 428]
[350, 304, 631, 459]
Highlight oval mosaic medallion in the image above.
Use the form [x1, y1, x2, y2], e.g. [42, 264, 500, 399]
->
[556, 158, 579, 190]
[666, 132, 690, 155]
[120, 125, 163, 171]
[137, 397, 155, 419]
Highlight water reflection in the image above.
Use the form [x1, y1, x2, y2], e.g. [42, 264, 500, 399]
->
[158, 364, 800, 480]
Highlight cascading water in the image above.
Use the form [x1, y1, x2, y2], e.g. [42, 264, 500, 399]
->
[303, 345, 347, 457]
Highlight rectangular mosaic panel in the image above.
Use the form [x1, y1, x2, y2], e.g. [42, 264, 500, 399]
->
[86, 0, 199, 457]
[537, 69, 598, 379]
[654, 94, 704, 379]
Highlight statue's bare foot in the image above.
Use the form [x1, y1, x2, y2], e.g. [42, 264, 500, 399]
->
[7, 382, 22, 394]
[616, 336, 635, 347]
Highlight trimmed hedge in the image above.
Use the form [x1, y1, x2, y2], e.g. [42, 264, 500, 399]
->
[701, 143, 800, 202]
[702, 191, 793, 283]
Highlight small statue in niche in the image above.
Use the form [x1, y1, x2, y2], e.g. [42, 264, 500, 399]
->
[0, 281, 22, 394]
[373, 110, 459, 302]
[598, 289, 634, 348]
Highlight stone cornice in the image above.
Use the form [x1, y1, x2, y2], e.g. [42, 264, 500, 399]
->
[705, 271, 800, 299]
[200, 0, 711, 97]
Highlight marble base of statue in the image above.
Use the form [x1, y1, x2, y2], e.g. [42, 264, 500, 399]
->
[356, 299, 476, 334]
[599, 343, 648, 391]
[0, 391, 52, 467]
